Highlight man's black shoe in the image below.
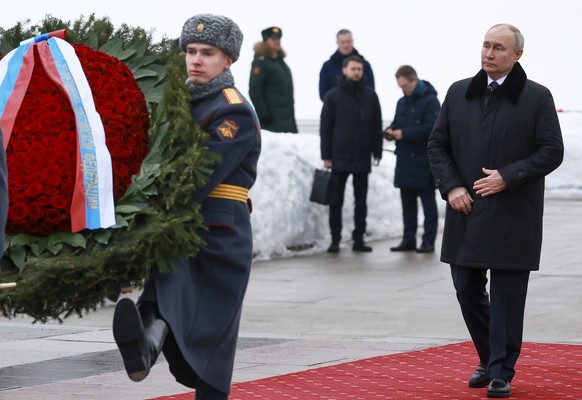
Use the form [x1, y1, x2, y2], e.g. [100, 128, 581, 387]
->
[416, 244, 435, 253]
[113, 298, 150, 382]
[468, 364, 490, 388]
[327, 243, 340, 253]
[113, 298, 168, 382]
[487, 378, 511, 398]
[352, 243, 372, 252]
[390, 242, 416, 252]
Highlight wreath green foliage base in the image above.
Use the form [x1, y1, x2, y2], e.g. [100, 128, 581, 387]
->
[0, 51, 218, 322]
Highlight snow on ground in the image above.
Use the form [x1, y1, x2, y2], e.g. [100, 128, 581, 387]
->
[249, 112, 582, 260]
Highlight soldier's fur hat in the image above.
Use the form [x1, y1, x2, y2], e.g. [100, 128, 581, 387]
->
[180, 14, 243, 62]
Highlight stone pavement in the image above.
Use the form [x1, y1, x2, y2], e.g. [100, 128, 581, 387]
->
[0, 199, 580, 400]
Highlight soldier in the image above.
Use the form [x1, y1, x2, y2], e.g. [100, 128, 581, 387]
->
[249, 26, 298, 133]
[112, 14, 261, 400]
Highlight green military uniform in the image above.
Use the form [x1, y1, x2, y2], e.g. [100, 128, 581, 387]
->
[249, 40, 297, 133]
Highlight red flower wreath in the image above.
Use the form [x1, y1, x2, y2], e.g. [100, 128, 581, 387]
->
[5, 44, 149, 236]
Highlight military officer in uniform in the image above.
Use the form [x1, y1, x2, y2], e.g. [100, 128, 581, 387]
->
[249, 26, 298, 133]
[112, 14, 261, 400]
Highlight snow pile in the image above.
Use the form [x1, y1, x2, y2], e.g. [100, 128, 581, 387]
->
[249, 112, 582, 260]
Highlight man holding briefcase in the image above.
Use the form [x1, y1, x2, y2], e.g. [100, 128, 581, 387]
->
[319, 55, 383, 253]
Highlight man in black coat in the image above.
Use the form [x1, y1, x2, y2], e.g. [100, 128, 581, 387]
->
[319, 29, 375, 101]
[320, 55, 382, 253]
[112, 14, 261, 400]
[386, 65, 441, 253]
[428, 24, 563, 398]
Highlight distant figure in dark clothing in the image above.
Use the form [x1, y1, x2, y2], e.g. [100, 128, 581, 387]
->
[319, 29, 375, 101]
[320, 55, 383, 253]
[386, 65, 441, 253]
[249, 26, 298, 133]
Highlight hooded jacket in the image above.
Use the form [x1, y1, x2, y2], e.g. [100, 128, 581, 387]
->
[389, 80, 441, 190]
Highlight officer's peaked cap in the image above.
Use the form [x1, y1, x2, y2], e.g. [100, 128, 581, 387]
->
[261, 26, 282, 41]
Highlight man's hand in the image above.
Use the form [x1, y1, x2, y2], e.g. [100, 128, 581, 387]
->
[373, 157, 381, 166]
[473, 167, 507, 197]
[385, 128, 403, 141]
[323, 160, 332, 169]
[447, 186, 473, 215]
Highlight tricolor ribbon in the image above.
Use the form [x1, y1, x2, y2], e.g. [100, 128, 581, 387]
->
[0, 30, 116, 232]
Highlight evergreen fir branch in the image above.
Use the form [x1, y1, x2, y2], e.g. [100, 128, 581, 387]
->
[0, 50, 216, 322]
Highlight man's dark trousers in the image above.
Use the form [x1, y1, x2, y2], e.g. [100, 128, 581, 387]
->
[400, 188, 438, 246]
[329, 171, 368, 244]
[451, 264, 530, 382]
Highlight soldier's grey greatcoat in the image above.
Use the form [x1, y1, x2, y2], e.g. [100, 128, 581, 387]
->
[141, 83, 261, 394]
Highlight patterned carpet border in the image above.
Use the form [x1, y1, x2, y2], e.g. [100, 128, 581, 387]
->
[149, 341, 582, 399]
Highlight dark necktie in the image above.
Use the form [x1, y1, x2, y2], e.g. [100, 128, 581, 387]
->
[487, 81, 500, 93]
[484, 81, 499, 109]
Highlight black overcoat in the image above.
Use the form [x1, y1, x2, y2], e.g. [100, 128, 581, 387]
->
[428, 63, 563, 271]
[320, 77, 383, 173]
[141, 86, 261, 394]
[389, 80, 440, 190]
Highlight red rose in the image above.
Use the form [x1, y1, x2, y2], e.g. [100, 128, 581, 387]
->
[8, 202, 29, 222]
[23, 182, 43, 198]
[49, 195, 69, 210]
[4, 44, 149, 236]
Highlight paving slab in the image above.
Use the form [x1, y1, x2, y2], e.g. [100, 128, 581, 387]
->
[0, 198, 580, 399]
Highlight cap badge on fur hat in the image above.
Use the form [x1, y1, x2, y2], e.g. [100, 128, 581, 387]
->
[180, 14, 244, 62]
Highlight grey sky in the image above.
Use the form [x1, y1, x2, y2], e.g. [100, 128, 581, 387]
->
[2, 0, 580, 118]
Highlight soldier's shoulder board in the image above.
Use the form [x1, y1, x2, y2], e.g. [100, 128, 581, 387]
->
[222, 88, 243, 105]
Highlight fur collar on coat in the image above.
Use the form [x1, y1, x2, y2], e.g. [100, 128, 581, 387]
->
[253, 41, 287, 59]
[465, 62, 527, 103]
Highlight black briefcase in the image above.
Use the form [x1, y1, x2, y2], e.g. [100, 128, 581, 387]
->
[309, 169, 336, 205]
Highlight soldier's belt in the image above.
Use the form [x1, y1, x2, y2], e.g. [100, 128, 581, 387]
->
[208, 184, 248, 203]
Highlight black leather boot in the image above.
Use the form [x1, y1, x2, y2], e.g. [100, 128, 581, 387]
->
[113, 298, 168, 382]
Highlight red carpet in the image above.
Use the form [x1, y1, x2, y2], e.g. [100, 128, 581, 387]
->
[149, 341, 582, 399]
